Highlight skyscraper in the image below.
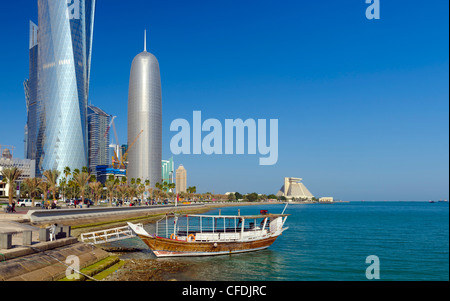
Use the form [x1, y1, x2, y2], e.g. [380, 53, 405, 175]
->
[176, 164, 187, 194]
[88, 105, 111, 171]
[162, 157, 174, 184]
[24, 0, 96, 176]
[127, 31, 162, 187]
[24, 21, 39, 163]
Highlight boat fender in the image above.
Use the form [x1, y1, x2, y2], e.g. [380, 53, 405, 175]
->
[213, 243, 218, 248]
[170, 233, 178, 240]
[187, 234, 196, 242]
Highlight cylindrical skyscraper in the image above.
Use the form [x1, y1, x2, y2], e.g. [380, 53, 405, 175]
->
[127, 31, 162, 187]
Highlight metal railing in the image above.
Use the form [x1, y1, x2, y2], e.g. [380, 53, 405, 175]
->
[80, 224, 142, 245]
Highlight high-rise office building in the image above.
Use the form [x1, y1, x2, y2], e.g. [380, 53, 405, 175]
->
[127, 31, 162, 187]
[24, 21, 39, 163]
[162, 157, 174, 184]
[175, 164, 187, 194]
[88, 105, 111, 171]
[24, 0, 96, 177]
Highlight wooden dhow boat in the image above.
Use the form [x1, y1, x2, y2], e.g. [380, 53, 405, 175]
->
[127, 206, 289, 257]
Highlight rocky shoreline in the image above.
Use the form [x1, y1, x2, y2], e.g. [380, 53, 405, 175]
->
[103, 258, 189, 281]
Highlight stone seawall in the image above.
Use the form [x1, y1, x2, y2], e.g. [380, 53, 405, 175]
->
[0, 237, 110, 281]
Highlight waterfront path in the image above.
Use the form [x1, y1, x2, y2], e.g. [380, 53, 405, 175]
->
[0, 202, 269, 281]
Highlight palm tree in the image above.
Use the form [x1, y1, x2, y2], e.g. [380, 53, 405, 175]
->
[147, 187, 153, 203]
[127, 185, 137, 204]
[39, 180, 50, 207]
[89, 181, 103, 206]
[0, 167, 23, 205]
[63, 166, 71, 180]
[137, 184, 146, 204]
[168, 182, 175, 193]
[155, 182, 160, 191]
[116, 184, 128, 205]
[43, 169, 61, 202]
[62, 166, 71, 202]
[105, 178, 117, 206]
[162, 181, 169, 192]
[22, 177, 42, 207]
[73, 171, 90, 205]
[187, 186, 197, 200]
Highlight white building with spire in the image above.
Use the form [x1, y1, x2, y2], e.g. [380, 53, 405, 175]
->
[127, 30, 162, 188]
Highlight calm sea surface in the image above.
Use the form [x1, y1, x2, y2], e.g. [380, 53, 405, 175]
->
[117, 202, 449, 281]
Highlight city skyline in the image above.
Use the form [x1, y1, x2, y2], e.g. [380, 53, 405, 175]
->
[0, 0, 448, 201]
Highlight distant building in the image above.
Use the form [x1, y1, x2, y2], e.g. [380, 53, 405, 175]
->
[1, 149, 12, 160]
[0, 157, 36, 197]
[88, 105, 111, 171]
[94, 165, 126, 184]
[276, 177, 314, 200]
[175, 164, 187, 194]
[162, 157, 174, 184]
[319, 197, 334, 203]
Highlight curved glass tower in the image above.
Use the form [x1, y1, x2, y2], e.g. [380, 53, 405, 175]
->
[25, 0, 96, 176]
[127, 31, 162, 187]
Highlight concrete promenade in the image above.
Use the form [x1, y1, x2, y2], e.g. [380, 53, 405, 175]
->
[24, 203, 207, 224]
[0, 204, 207, 281]
[0, 202, 268, 280]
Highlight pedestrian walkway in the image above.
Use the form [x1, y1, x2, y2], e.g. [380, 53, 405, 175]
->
[0, 212, 28, 222]
[0, 221, 40, 252]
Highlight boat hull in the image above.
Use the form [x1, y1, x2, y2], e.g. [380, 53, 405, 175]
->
[137, 234, 280, 257]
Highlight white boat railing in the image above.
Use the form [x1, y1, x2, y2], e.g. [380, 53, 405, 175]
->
[154, 213, 287, 242]
[80, 224, 143, 245]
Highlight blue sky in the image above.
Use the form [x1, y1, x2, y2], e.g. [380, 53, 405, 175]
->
[0, 0, 448, 201]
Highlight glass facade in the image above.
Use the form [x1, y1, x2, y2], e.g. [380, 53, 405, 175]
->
[161, 157, 174, 184]
[24, 21, 39, 163]
[88, 105, 111, 171]
[25, 0, 96, 177]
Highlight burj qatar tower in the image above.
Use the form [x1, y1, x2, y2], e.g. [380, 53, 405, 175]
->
[127, 31, 162, 187]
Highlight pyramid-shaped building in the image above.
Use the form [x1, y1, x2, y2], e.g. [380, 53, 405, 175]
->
[276, 177, 314, 200]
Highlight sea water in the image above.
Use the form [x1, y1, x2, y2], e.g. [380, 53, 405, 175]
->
[117, 201, 449, 281]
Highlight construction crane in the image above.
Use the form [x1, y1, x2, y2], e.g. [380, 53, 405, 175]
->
[113, 129, 143, 169]
[108, 116, 123, 168]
